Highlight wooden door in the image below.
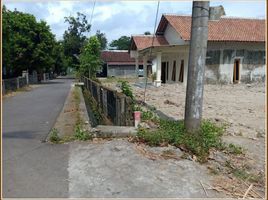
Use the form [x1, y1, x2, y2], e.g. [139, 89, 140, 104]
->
[233, 59, 240, 83]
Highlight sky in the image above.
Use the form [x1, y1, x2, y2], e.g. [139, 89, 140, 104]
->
[4, 1, 266, 43]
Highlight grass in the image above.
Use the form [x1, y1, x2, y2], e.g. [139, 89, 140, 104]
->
[49, 128, 61, 143]
[225, 160, 263, 184]
[74, 124, 92, 141]
[137, 119, 229, 162]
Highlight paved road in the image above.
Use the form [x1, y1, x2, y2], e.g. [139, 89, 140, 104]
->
[3, 78, 73, 197]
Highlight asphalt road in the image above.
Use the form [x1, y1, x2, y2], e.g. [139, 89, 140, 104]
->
[2, 78, 73, 198]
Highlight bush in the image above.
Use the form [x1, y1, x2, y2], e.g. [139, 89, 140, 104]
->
[49, 128, 61, 143]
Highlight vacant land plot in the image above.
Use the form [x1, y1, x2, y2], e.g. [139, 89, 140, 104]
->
[101, 78, 266, 197]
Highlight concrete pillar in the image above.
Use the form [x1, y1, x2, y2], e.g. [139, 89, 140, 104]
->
[135, 57, 139, 78]
[43, 73, 46, 82]
[184, 1, 210, 132]
[155, 52, 162, 87]
[22, 70, 29, 85]
[143, 55, 147, 79]
[17, 78, 20, 89]
[183, 53, 188, 86]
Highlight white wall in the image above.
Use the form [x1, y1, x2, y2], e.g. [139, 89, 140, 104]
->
[164, 24, 189, 45]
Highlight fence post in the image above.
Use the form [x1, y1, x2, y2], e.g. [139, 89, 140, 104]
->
[22, 70, 29, 85]
[17, 78, 20, 89]
[120, 96, 126, 126]
[115, 95, 121, 126]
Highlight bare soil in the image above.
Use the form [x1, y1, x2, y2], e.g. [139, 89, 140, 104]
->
[101, 78, 266, 198]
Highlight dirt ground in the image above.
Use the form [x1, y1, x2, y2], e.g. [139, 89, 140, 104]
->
[101, 78, 266, 198]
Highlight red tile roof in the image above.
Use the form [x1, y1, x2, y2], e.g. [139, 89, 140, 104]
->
[101, 51, 142, 64]
[131, 35, 169, 50]
[159, 15, 265, 42]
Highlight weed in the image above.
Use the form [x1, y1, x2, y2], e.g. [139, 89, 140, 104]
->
[118, 80, 134, 100]
[225, 143, 244, 155]
[141, 110, 155, 121]
[137, 120, 225, 162]
[49, 128, 61, 143]
[74, 124, 92, 141]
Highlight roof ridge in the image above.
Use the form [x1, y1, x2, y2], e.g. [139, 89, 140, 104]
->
[163, 13, 265, 20]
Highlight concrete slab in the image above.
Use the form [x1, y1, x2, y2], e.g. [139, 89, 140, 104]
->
[93, 125, 137, 138]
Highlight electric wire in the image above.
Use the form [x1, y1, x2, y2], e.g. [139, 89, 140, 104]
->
[143, 0, 160, 102]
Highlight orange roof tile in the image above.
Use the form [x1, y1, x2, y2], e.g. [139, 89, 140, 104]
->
[131, 35, 169, 50]
[160, 15, 265, 42]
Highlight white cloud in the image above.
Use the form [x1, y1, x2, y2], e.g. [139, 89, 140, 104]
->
[4, 1, 266, 43]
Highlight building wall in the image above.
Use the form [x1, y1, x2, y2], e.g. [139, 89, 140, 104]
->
[107, 65, 136, 77]
[205, 42, 265, 84]
[164, 24, 189, 45]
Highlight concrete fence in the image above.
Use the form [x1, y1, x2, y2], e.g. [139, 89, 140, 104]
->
[81, 76, 134, 126]
[2, 76, 28, 95]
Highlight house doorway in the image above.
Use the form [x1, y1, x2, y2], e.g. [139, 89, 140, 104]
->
[233, 59, 240, 83]
[179, 60, 184, 82]
[161, 62, 167, 83]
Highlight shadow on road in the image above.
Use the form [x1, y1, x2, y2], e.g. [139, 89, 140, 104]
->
[3, 131, 38, 139]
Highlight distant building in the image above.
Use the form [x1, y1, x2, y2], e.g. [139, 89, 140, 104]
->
[97, 50, 144, 77]
[129, 14, 265, 86]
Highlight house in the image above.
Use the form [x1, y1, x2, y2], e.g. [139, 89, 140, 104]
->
[97, 50, 144, 77]
[129, 14, 266, 86]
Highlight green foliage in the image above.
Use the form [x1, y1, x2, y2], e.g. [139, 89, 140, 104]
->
[141, 110, 155, 121]
[83, 89, 103, 124]
[137, 120, 225, 162]
[49, 128, 61, 143]
[109, 36, 131, 50]
[79, 36, 102, 78]
[119, 80, 134, 100]
[74, 124, 92, 141]
[225, 143, 244, 155]
[95, 30, 107, 50]
[144, 31, 151, 35]
[2, 6, 59, 78]
[62, 12, 91, 70]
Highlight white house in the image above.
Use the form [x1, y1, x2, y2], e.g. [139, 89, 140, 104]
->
[129, 14, 266, 86]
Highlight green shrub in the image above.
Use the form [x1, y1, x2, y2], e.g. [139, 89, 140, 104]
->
[119, 80, 134, 100]
[137, 120, 225, 162]
[74, 125, 92, 141]
[49, 128, 61, 143]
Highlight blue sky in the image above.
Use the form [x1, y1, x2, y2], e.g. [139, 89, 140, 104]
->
[4, 1, 266, 43]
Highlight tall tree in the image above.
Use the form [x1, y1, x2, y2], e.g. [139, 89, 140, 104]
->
[144, 31, 151, 35]
[2, 6, 57, 78]
[95, 30, 107, 50]
[109, 36, 131, 50]
[79, 36, 102, 78]
[62, 12, 91, 70]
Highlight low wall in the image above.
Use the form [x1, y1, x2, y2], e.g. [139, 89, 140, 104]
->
[81, 76, 134, 126]
[2, 76, 28, 95]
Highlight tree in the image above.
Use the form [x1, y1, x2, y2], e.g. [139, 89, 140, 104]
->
[95, 30, 107, 50]
[144, 31, 151, 35]
[79, 36, 102, 78]
[2, 6, 58, 78]
[62, 12, 91, 70]
[109, 36, 131, 50]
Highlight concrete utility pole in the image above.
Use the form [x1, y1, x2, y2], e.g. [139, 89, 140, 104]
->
[184, 1, 210, 132]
